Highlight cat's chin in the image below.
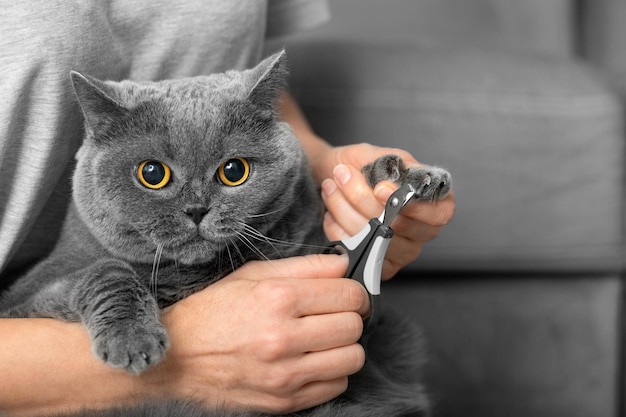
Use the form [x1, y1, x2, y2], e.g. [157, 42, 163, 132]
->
[159, 235, 225, 266]
[162, 249, 216, 266]
[174, 253, 215, 266]
[198, 228, 241, 245]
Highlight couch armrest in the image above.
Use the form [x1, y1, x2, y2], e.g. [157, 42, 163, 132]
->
[286, 40, 624, 273]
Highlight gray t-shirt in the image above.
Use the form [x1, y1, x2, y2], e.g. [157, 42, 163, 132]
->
[0, 0, 329, 280]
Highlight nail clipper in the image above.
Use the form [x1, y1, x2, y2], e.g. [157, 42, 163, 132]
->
[326, 183, 417, 346]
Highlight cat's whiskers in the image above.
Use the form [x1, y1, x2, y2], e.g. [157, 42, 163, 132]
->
[245, 187, 309, 219]
[235, 231, 272, 262]
[238, 223, 282, 258]
[224, 242, 236, 273]
[227, 237, 247, 266]
[238, 222, 329, 253]
[150, 243, 164, 299]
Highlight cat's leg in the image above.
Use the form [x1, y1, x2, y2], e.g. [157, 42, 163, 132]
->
[3, 259, 169, 374]
[0, 278, 81, 320]
[71, 259, 169, 373]
[362, 154, 451, 202]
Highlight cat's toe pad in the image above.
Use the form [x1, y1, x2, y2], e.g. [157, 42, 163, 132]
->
[92, 320, 169, 374]
[408, 167, 451, 201]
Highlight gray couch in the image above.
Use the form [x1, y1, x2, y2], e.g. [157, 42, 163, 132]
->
[283, 1, 625, 416]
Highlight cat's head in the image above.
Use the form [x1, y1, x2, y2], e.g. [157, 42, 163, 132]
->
[70, 51, 314, 265]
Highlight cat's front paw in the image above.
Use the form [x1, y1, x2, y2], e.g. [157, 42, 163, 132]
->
[407, 166, 451, 201]
[362, 154, 451, 202]
[91, 318, 169, 374]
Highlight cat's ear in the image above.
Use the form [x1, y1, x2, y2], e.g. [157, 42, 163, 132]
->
[70, 71, 127, 136]
[246, 50, 288, 109]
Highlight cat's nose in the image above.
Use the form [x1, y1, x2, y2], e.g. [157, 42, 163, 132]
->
[184, 204, 209, 225]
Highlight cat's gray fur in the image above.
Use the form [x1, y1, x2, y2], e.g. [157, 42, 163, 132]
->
[0, 51, 450, 416]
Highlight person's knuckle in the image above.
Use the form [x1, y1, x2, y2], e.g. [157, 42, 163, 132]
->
[345, 312, 364, 342]
[349, 344, 366, 373]
[264, 364, 298, 393]
[303, 253, 326, 269]
[336, 376, 350, 394]
[433, 202, 455, 226]
[257, 280, 296, 313]
[343, 280, 368, 312]
[390, 147, 411, 159]
[382, 258, 403, 280]
[258, 329, 291, 362]
[262, 395, 299, 415]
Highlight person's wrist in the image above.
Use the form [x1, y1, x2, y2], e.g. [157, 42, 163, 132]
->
[141, 306, 191, 400]
[143, 299, 226, 406]
[302, 134, 333, 184]
[51, 320, 147, 411]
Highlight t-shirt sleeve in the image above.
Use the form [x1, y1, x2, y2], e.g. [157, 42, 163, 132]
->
[265, 0, 330, 39]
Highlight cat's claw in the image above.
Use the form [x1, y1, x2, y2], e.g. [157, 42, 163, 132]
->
[407, 166, 451, 202]
[408, 167, 451, 201]
[91, 319, 169, 374]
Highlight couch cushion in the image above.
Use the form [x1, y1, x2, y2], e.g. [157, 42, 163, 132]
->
[385, 273, 620, 417]
[286, 40, 624, 272]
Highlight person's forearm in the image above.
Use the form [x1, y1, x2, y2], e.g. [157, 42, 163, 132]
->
[279, 91, 333, 183]
[0, 318, 140, 416]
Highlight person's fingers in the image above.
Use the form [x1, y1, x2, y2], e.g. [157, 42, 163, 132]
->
[296, 344, 365, 387]
[322, 162, 455, 234]
[322, 198, 441, 243]
[291, 278, 370, 318]
[253, 343, 365, 413]
[233, 253, 349, 282]
[380, 234, 424, 279]
[323, 210, 430, 278]
[379, 218, 443, 278]
[290, 378, 351, 412]
[255, 377, 351, 414]
[322, 211, 350, 242]
[320, 165, 386, 239]
[386, 213, 443, 243]
[333, 143, 418, 174]
[331, 164, 385, 220]
[374, 180, 456, 227]
[292, 312, 364, 353]
[321, 179, 369, 237]
[248, 276, 369, 321]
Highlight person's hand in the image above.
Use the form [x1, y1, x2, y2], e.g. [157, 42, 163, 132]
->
[146, 254, 368, 414]
[317, 143, 455, 279]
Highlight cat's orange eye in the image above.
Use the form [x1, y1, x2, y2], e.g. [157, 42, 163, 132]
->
[218, 157, 250, 186]
[138, 160, 171, 189]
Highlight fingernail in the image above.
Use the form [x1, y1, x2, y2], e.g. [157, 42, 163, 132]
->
[321, 178, 337, 196]
[333, 164, 351, 185]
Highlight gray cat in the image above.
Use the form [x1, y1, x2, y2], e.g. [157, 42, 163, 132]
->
[0, 51, 450, 417]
